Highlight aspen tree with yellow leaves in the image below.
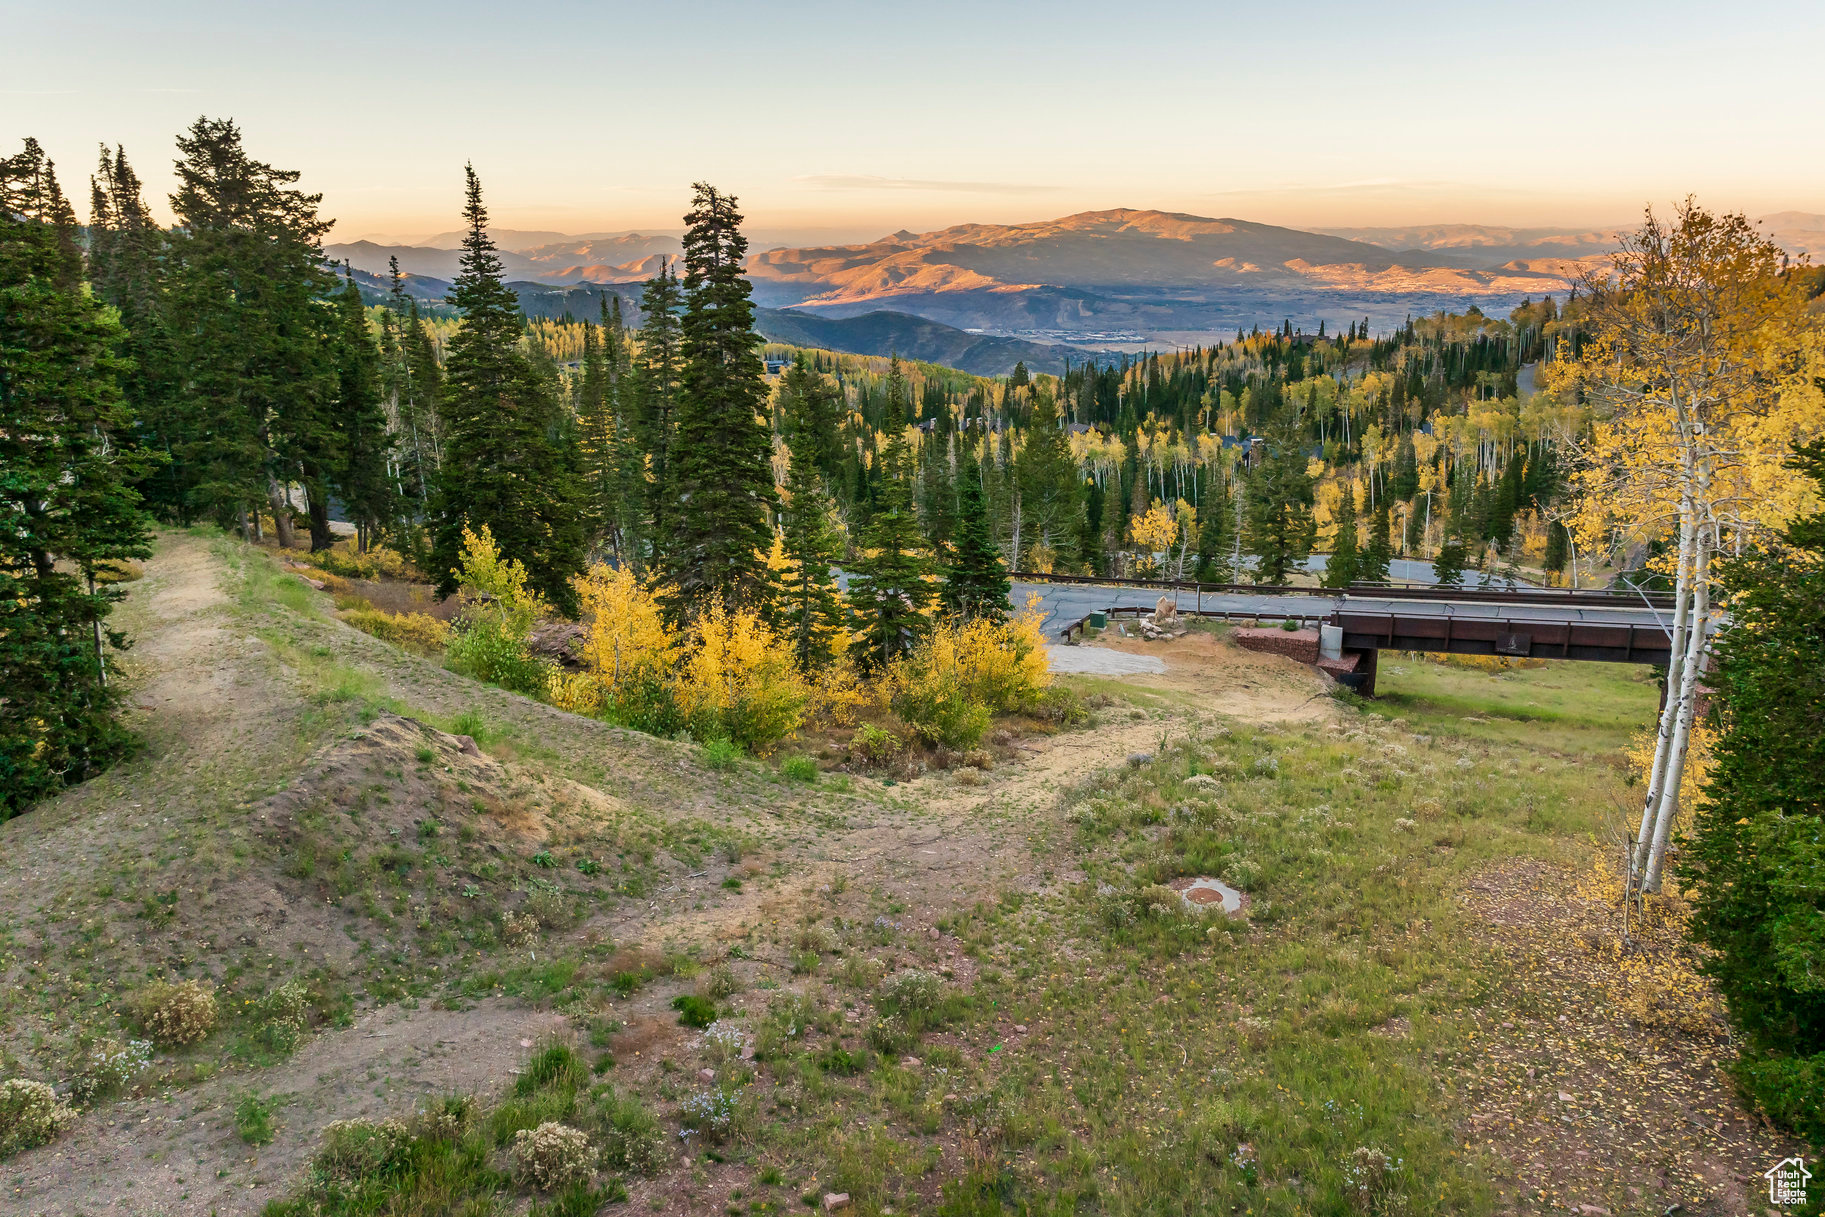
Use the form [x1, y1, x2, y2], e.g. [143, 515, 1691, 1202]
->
[1550, 201, 1825, 892]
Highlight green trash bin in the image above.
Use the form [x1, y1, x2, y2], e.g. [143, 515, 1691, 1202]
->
[1087, 611, 1108, 628]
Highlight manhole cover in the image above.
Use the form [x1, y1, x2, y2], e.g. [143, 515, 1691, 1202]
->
[1170, 876, 1246, 915]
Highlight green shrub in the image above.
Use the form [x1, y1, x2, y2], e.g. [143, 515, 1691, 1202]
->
[850, 723, 902, 766]
[0, 1079, 77, 1158]
[518, 1044, 588, 1096]
[894, 679, 990, 750]
[69, 1036, 152, 1102]
[671, 994, 717, 1028]
[1687, 444, 1825, 1144]
[781, 755, 818, 782]
[590, 1086, 667, 1174]
[701, 735, 742, 771]
[236, 1094, 276, 1146]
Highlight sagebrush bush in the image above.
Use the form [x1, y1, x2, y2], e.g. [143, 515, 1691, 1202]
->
[70, 1037, 152, 1102]
[254, 981, 312, 1055]
[524, 887, 584, 931]
[513, 1121, 595, 1190]
[313, 1117, 414, 1184]
[342, 608, 450, 654]
[0, 1079, 78, 1157]
[135, 978, 218, 1046]
[591, 1086, 667, 1173]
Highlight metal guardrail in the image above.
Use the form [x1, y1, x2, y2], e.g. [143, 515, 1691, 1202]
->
[1009, 569, 1674, 611]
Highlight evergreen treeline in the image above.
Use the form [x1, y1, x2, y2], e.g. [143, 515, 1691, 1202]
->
[1, 117, 1600, 817]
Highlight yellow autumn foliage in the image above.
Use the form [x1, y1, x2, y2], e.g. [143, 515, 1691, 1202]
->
[892, 599, 1052, 748]
[571, 563, 674, 691]
[673, 599, 807, 753]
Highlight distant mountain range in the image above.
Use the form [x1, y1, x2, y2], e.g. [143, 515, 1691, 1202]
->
[333, 208, 1825, 371]
[340, 267, 1073, 376]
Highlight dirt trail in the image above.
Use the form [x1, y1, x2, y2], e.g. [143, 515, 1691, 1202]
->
[5, 537, 1343, 1216]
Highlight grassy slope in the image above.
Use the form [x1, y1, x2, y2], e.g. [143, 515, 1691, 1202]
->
[12, 532, 1789, 1216]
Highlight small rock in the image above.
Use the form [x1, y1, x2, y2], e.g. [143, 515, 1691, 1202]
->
[1013, 1024, 1027, 1034]
[1576, 1207, 1611, 1216]
[739, 1045, 755, 1060]
[901, 1056, 921, 1068]
[942, 1093, 958, 1102]
[1557, 1091, 1574, 1102]
[928, 927, 941, 939]
[823, 1194, 851, 1212]
[457, 735, 481, 756]
[698, 1068, 715, 1082]
[1127, 752, 1153, 768]
[519, 1039, 534, 1048]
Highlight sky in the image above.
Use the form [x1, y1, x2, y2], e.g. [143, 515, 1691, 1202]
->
[5, 0, 1823, 246]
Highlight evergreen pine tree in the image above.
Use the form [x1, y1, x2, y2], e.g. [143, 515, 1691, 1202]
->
[1322, 480, 1359, 588]
[576, 316, 620, 559]
[1015, 387, 1081, 570]
[163, 118, 338, 544]
[629, 265, 683, 568]
[1390, 433, 1419, 500]
[659, 184, 775, 614]
[1361, 496, 1394, 584]
[1432, 533, 1467, 587]
[1686, 440, 1825, 1140]
[848, 427, 935, 668]
[777, 355, 847, 671]
[88, 145, 179, 519]
[943, 460, 1011, 621]
[1241, 417, 1315, 584]
[431, 165, 586, 612]
[1, 140, 155, 817]
[1193, 464, 1236, 582]
[331, 270, 392, 551]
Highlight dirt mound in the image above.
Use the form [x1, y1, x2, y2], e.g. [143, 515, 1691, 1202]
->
[240, 713, 653, 969]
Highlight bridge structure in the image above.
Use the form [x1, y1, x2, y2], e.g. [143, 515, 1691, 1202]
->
[1014, 572, 1676, 697]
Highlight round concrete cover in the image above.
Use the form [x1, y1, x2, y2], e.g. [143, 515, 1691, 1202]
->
[1171, 876, 1246, 914]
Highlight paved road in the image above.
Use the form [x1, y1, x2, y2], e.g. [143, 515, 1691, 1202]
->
[1014, 581, 1673, 639]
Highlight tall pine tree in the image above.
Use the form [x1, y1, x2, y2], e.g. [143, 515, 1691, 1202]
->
[1322, 479, 1360, 588]
[1, 140, 155, 816]
[942, 459, 1011, 621]
[163, 118, 337, 544]
[657, 184, 776, 615]
[776, 355, 847, 671]
[431, 165, 586, 611]
[629, 265, 682, 566]
[848, 427, 935, 668]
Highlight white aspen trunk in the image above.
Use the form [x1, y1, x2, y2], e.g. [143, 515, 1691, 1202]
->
[1642, 485, 1708, 894]
[1643, 523, 1711, 893]
[1633, 499, 1693, 877]
[1009, 495, 1023, 572]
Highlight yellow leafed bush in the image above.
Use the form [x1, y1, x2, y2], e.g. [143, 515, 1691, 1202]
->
[545, 669, 603, 716]
[343, 608, 450, 654]
[892, 600, 1053, 747]
[446, 526, 548, 695]
[572, 563, 674, 690]
[675, 600, 807, 753]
